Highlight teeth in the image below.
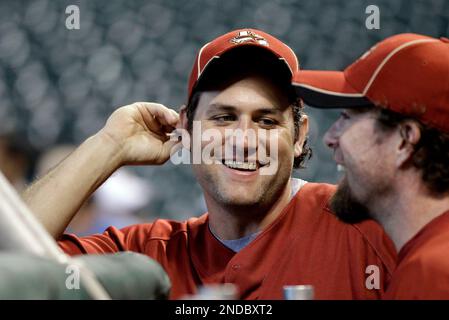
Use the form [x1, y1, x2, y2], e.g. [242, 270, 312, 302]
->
[224, 160, 257, 171]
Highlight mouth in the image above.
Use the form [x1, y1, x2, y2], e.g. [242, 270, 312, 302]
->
[333, 150, 345, 172]
[220, 159, 269, 172]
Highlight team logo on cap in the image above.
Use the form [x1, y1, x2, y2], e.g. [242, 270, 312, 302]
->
[230, 30, 269, 46]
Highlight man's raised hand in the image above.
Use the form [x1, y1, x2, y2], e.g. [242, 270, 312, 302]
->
[98, 102, 180, 166]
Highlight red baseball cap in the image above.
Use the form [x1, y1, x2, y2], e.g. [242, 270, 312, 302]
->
[292, 33, 449, 133]
[187, 28, 299, 101]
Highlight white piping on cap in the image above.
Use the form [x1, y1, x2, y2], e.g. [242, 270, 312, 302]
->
[199, 56, 220, 79]
[279, 58, 294, 75]
[197, 41, 210, 79]
[283, 43, 300, 71]
[362, 39, 438, 95]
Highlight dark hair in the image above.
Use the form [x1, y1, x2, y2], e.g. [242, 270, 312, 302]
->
[186, 46, 312, 169]
[374, 108, 449, 195]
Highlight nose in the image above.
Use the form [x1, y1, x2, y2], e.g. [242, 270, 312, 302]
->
[227, 115, 257, 159]
[323, 122, 339, 149]
[237, 115, 256, 147]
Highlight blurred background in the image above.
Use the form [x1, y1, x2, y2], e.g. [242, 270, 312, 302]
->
[0, 0, 448, 232]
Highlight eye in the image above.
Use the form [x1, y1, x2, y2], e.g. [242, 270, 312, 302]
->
[212, 114, 236, 123]
[258, 118, 277, 128]
[340, 111, 350, 120]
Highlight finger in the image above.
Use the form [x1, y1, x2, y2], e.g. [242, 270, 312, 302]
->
[137, 103, 164, 134]
[169, 109, 180, 125]
[147, 123, 179, 143]
[137, 102, 179, 127]
[151, 109, 180, 134]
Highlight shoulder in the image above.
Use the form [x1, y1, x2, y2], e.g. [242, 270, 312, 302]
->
[401, 233, 449, 276]
[293, 182, 336, 209]
[299, 181, 336, 196]
[122, 214, 208, 242]
[386, 242, 449, 299]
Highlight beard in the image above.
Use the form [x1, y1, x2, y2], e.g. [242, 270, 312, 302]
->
[329, 177, 373, 224]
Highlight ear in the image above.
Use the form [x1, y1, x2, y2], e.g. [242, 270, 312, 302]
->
[294, 115, 309, 157]
[178, 105, 189, 130]
[396, 120, 421, 167]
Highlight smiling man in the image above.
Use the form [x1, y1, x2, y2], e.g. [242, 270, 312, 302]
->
[293, 33, 449, 299]
[23, 29, 395, 299]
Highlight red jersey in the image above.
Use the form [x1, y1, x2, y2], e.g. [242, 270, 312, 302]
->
[383, 211, 449, 299]
[58, 183, 397, 299]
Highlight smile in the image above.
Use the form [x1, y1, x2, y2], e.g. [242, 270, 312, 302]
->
[223, 160, 257, 171]
[220, 158, 270, 173]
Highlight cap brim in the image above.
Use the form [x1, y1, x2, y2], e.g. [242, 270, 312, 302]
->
[292, 70, 373, 108]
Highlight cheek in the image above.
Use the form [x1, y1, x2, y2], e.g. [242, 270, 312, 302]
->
[266, 133, 296, 169]
[279, 129, 297, 154]
[343, 141, 395, 183]
[191, 125, 225, 161]
[339, 128, 374, 161]
[341, 145, 374, 173]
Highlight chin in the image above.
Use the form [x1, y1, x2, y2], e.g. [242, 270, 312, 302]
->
[217, 189, 263, 207]
[330, 178, 373, 224]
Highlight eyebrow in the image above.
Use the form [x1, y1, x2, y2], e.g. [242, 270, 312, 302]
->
[205, 103, 283, 116]
[205, 104, 236, 115]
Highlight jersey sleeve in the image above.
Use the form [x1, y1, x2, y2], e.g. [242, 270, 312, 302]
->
[58, 223, 153, 256]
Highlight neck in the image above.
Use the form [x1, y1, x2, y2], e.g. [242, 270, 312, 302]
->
[207, 180, 292, 240]
[373, 178, 449, 252]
